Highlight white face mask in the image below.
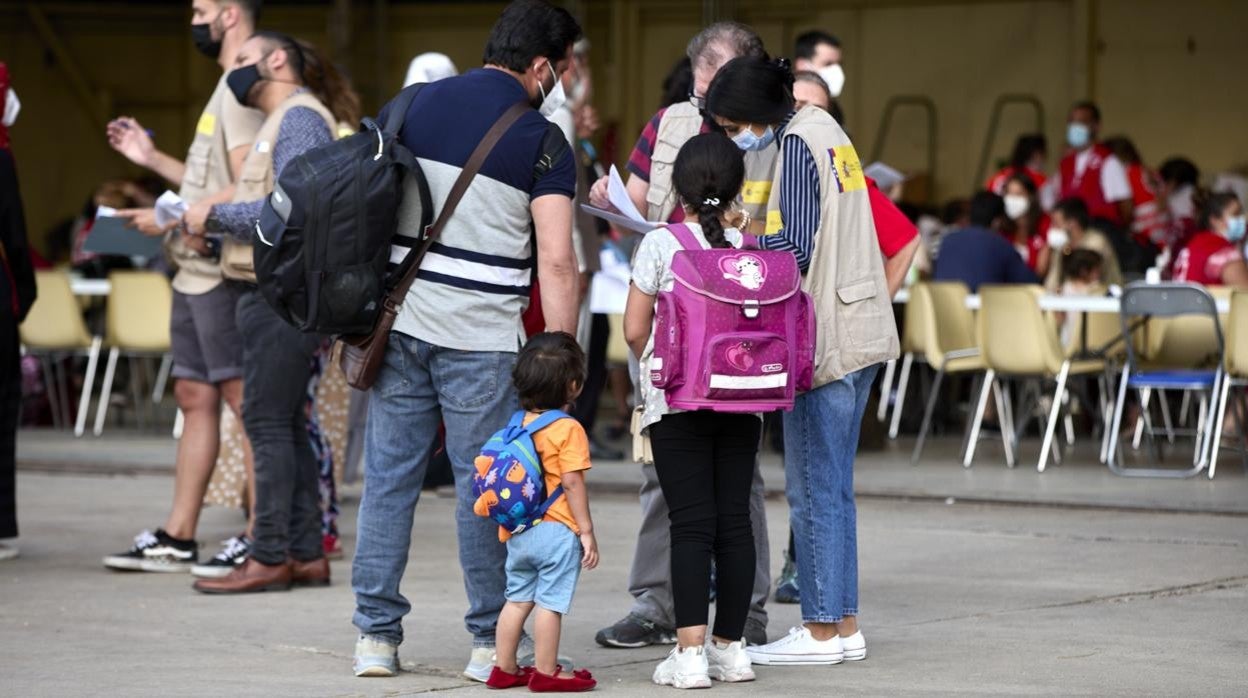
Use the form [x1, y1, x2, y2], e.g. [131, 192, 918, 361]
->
[817, 63, 845, 98]
[537, 63, 566, 118]
[1047, 227, 1070, 250]
[2, 88, 19, 128]
[1003, 194, 1030, 221]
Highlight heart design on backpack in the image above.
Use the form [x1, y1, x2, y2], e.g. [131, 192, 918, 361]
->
[726, 342, 755, 372]
[719, 254, 767, 290]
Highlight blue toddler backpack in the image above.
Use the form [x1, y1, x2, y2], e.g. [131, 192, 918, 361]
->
[471, 410, 570, 535]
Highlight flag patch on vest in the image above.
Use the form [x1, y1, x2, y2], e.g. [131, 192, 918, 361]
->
[196, 113, 216, 137]
[827, 145, 866, 193]
[741, 180, 773, 205]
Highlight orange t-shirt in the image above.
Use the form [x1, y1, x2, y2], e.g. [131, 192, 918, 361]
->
[494, 413, 592, 542]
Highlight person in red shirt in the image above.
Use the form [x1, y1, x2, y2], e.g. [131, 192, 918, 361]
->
[1105, 136, 1166, 250]
[0, 61, 34, 557]
[1054, 101, 1133, 228]
[1000, 172, 1052, 277]
[1172, 191, 1248, 287]
[985, 133, 1047, 196]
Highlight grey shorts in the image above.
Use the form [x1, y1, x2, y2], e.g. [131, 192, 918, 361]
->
[170, 284, 244, 384]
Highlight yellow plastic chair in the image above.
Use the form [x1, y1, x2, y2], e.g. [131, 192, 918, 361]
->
[909, 282, 985, 463]
[965, 285, 1105, 471]
[93, 271, 173, 435]
[1208, 289, 1248, 479]
[18, 270, 103, 436]
[883, 285, 931, 434]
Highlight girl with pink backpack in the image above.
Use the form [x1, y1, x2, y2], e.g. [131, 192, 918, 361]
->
[625, 132, 809, 690]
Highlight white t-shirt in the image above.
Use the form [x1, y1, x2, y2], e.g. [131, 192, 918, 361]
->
[630, 222, 743, 431]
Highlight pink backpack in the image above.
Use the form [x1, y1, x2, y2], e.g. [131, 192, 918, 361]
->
[650, 224, 815, 413]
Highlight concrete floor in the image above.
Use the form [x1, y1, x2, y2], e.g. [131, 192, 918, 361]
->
[2, 464, 1247, 696]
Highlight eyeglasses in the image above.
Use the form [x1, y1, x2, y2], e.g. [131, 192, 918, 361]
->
[688, 91, 706, 110]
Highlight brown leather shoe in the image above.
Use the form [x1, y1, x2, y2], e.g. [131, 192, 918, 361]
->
[193, 558, 292, 594]
[290, 556, 331, 587]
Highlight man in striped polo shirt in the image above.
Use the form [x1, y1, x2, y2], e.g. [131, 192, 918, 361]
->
[350, 0, 582, 681]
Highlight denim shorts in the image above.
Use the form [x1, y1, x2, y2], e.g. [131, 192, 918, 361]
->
[504, 520, 582, 615]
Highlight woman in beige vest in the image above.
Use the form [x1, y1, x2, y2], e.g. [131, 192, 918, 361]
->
[706, 57, 899, 668]
[182, 32, 343, 594]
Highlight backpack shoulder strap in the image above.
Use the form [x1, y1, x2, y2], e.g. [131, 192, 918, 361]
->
[523, 409, 571, 436]
[382, 83, 425, 136]
[665, 223, 704, 251]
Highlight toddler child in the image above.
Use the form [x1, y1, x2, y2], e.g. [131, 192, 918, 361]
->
[481, 331, 599, 692]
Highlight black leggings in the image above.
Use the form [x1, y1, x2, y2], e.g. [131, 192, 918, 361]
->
[651, 410, 761, 639]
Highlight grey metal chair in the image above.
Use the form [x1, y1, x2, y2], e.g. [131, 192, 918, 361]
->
[1106, 283, 1224, 478]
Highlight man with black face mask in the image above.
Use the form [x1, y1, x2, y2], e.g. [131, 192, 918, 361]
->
[180, 31, 339, 595]
[102, 0, 264, 577]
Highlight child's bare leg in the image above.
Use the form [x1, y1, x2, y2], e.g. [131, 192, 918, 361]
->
[533, 608, 566, 677]
[495, 601, 535, 674]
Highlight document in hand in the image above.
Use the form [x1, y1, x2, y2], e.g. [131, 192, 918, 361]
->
[581, 165, 665, 235]
[82, 206, 163, 258]
[154, 190, 189, 228]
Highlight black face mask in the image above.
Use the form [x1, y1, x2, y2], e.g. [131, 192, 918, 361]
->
[191, 22, 222, 59]
[226, 64, 262, 107]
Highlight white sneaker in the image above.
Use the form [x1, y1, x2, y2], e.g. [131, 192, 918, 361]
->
[841, 631, 867, 661]
[746, 626, 844, 666]
[0, 542, 18, 562]
[463, 646, 494, 683]
[353, 635, 399, 677]
[653, 645, 712, 689]
[706, 639, 754, 682]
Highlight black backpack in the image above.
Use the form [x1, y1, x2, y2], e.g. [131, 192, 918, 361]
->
[253, 84, 431, 335]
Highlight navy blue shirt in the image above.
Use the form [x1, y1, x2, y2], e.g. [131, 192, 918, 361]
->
[933, 226, 1039, 292]
[383, 68, 575, 200]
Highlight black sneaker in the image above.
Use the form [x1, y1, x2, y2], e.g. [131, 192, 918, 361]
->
[103, 529, 198, 572]
[191, 534, 251, 579]
[595, 613, 677, 648]
[744, 616, 768, 647]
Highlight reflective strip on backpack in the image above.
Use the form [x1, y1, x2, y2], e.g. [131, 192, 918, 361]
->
[708, 373, 789, 390]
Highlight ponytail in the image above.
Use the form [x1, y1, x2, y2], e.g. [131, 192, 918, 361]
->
[672, 132, 745, 250]
[696, 198, 730, 249]
[295, 38, 363, 127]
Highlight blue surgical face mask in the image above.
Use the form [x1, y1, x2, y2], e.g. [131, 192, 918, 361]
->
[1067, 122, 1091, 149]
[733, 125, 775, 152]
[1226, 215, 1247, 242]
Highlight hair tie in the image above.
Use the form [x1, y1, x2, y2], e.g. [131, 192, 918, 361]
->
[703, 197, 721, 206]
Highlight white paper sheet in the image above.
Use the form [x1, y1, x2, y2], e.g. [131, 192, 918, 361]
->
[606, 165, 648, 223]
[580, 204, 663, 235]
[154, 190, 189, 228]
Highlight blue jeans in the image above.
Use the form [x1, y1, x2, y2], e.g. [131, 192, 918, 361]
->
[352, 333, 518, 647]
[782, 364, 879, 623]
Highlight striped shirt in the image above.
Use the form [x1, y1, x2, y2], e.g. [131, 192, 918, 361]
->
[758, 118, 820, 273]
[379, 69, 576, 352]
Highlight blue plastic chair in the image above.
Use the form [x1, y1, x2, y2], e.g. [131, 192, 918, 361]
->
[1106, 283, 1224, 477]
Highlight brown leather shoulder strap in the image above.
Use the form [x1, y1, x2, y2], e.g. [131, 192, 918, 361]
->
[387, 101, 530, 308]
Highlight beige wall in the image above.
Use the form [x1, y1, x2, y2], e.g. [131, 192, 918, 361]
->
[3, 0, 1246, 256]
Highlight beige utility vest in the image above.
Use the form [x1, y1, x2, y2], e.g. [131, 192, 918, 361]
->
[645, 101, 777, 223]
[169, 74, 264, 295]
[220, 91, 336, 282]
[764, 106, 899, 387]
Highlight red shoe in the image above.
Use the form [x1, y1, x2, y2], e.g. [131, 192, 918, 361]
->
[486, 666, 534, 689]
[528, 666, 596, 692]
